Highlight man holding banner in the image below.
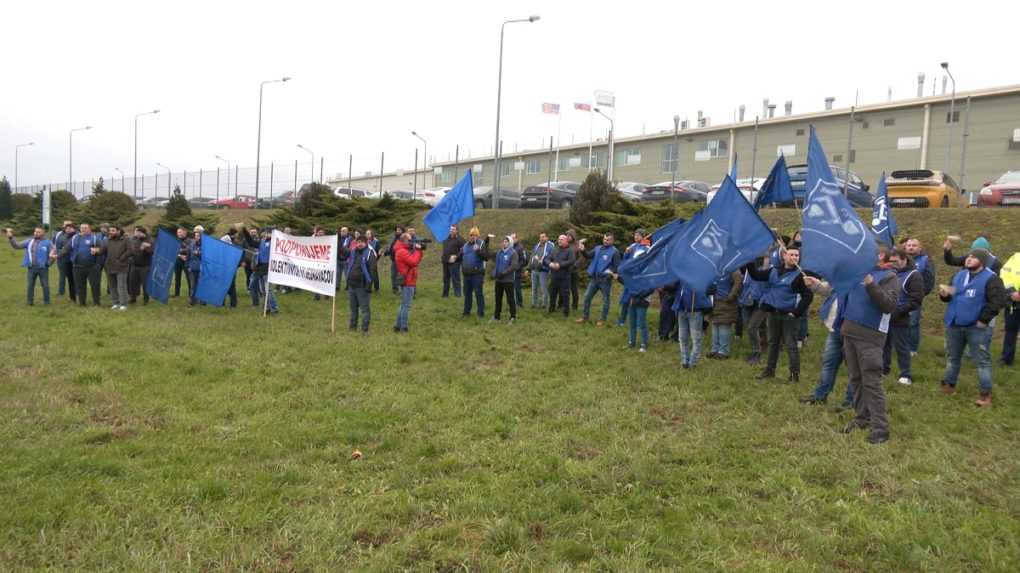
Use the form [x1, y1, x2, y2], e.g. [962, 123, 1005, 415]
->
[251, 230, 278, 314]
[266, 228, 340, 321]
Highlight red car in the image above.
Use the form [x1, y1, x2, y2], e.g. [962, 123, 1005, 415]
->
[978, 171, 1020, 207]
[213, 195, 256, 209]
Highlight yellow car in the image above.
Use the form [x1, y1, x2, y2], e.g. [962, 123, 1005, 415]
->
[885, 170, 963, 208]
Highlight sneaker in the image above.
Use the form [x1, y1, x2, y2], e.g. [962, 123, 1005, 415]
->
[797, 340, 803, 349]
[639, 346, 647, 353]
[840, 421, 868, 434]
[786, 373, 800, 383]
[596, 320, 606, 327]
[910, 351, 918, 358]
[682, 363, 690, 369]
[897, 377, 912, 386]
[975, 393, 992, 407]
[575, 318, 587, 324]
[508, 318, 516, 325]
[117, 305, 127, 311]
[706, 352, 719, 359]
[111, 305, 119, 310]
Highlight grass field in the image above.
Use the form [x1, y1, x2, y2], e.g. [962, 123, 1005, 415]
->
[2, 208, 1019, 571]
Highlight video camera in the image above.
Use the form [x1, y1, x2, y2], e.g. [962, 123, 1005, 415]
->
[412, 237, 433, 249]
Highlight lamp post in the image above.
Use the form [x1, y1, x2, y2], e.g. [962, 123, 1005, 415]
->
[15, 142, 34, 194]
[114, 168, 124, 192]
[671, 115, 679, 203]
[69, 125, 92, 199]
[215, 155, 230, 200]
[492, 14, 540, 209]
[297, 144, 315, 184]
[155, 163, 172, 195]
[411, 131, 428, 187]
[133, 109, 160, 199]
[940, 62, 964, 203]
[594, 108, 614, 182]
[255, 76, 291, 202]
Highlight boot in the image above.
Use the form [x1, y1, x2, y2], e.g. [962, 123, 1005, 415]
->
[941, 381, 957, 395]
[787, 372, 800, 384]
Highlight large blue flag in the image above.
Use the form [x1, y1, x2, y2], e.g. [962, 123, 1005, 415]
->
[753, 155, 794, 209]
[424, 169, 475, 241]
[800, 126, 877, 293]
[870, 172, 897, 246]
[619, 175, 774, 293]
[194, 233, 243, 307]
[146, 228, 181, 304]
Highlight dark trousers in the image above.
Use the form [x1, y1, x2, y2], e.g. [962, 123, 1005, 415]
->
[25, 267, 51, 305]
[462, 274, 485, 316]
[58, 260, 75, 300]
[1001, 304, 1019, 366]
[513, 272, 524, 305]
[225, 274, 237, 308]
[174, 259, 192, 297]
[882, 325, 913, 380]
[548, 274, 570, 316]
[846, 334, 889, 437]
[659, 291, 677, 340]
[442, 262, 462, 297]
[569, 272, 579, 310]
[494, 281, 517, 320]
[189, 270, 201, 304]
[745, 306, 769, 355]
[389, 258, 400, 293]
[128, 265, 150, 303]
[349, 287, 371, 331]
[765, 313, 800, 375]
[73, 264, 102, 306]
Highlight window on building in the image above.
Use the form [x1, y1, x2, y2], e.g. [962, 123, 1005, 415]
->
[777, 144, 796, 157]
[526, 159, 541, 174]
[441, 171, 455, 185]
[796, 128, 805, 136]
[946, 110, 960, 123]
[616, 148, 641, 166]
[590, 150, 606, 169]
[883, 118, 896, 127]
[1009, 128, 1020, 150]
[862, 121, 870, 129]
[897, 136, 921, 150]
[833, 154, 843, 163]
[695, 139, 727, 161]
[558, 155, 582, 172]
[500, 161, 513, 176]
[661, 143, 678, 173]
[473, 164, 483, 174]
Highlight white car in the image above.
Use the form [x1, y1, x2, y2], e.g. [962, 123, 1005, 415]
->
[420, 187, 450, 207]
[616, 182, 649, 202]
[706, 178, 765, 205]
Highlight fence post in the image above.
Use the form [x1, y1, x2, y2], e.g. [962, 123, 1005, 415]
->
[234, 165, 239, 196]
[199, 170, 203, 199]
[216, 167, 220, 201]
[183, 170, 188, 197]
[270, 162, 274, 200]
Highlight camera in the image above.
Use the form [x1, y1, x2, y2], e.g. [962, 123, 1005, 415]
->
[412, 237, 432, 249]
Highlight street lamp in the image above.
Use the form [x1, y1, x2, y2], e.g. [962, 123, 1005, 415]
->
[155, 162, 172, 195]
[411, 131, 428, 186]
[215, 155, 231, 200]
[133, 109, 160, 199]
[15, 142, 34, 195]
[255, 76, 291, 202]
[114, 168, 124, 192]
[940, 62, 962, 201]
[297, 144, 315, 184]
[594, 108, 615, 182]
[492, 15, 540, 209]
[69, 125, 92, 199]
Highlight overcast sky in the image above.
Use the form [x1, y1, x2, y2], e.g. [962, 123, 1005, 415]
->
[3, 0, 1018, 188]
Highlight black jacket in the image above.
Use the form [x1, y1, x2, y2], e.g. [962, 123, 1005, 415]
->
[129, 237, 154, 267]
[548, 246, 577, 278]
[442, 236, 466, 263]
[345, 247, 378, 290]
[891, 261, 925, 327]
[743, 262, 814, 317]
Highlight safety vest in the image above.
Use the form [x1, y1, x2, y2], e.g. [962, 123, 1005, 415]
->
[843, 269, 895, 333]
[944, 268, 995, 327]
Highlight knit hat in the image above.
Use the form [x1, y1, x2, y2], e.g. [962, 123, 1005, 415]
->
[971, 237, 991, 251]
[968, 248, 990, 268]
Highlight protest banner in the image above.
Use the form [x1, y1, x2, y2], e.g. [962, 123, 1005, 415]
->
[267, 230, 339, 330]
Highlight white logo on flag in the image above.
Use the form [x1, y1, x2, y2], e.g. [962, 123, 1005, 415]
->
[692, 219, 742, 274]
[802, 179, 867, 253]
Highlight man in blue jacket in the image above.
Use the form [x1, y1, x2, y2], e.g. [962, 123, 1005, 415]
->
[7, 226, 55, 305]
[60, 223, 105, 306]
[576, 233, 621, 326]
[529, 232, 553, 309]
[52, 221, 76, 302]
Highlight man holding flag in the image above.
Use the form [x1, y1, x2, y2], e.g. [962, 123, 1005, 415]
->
[744, 245, 813, 382]
[425, 170, 475, 246]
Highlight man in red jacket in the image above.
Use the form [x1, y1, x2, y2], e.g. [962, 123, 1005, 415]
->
[394, 232, 423, 333]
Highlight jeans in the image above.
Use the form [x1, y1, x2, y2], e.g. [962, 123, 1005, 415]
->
[944, 325, 993, 393]
[58, 260, 75, 300]
[442, 262, 462, 297]
[907, 308, 922, 354]
[846, 335, 889, 437]
[128, 265, 150, 303]
[628, 304, 649, 348]
[396, 286, 415, 329]
[548, 274, 570, 316]
[744, 306, 769, 355]
[189, 270, 201, 305]
[617, 299, 631, 326]
[711, 323, 734, 356]
[582, 278, 613, 321]
[109, 271, 129, 306]
[349, 287, 371, 331]
[531, 270, 549, 308]
[882, 325, 913, 380]
[1002, 304, 1020, 365]
[766, 313, 800, 375]
[494, 282, 517, 320]
[812, 330, 854, 404]
[797, 316, 809, 342]
[25, 267, 51, 305]
[73, 264, 102, 306]
[463, 274, 486, 317]
[677, 310, 704, 366]
[251, 271, 278, 313]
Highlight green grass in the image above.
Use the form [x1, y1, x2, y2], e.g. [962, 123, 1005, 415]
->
[1, 208, 1019, 571]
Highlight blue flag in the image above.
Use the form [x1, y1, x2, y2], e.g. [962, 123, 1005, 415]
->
[424, 169, 476, 241]
[619, 176, 774, 293]
[800, 126, 877, 293]
[754, 155, 794, 209]
[870, 172, 897, 246]
[194, 233, 243, 307]
[146, 228, 181, 304]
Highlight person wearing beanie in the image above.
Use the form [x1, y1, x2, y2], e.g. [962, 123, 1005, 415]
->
[939, 248, 1008, 407]
[492, 235, 519, 323]
[944, 235, 1002, 274]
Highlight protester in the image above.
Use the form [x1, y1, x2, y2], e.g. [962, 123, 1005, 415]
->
[739, 259, 769, 364]
[337, 227, 352, 290]
[529, 232, 553, 309]
[460, 227, 490, 318]
[627, 288, 653, 352]
[576, 233, 621, 326]
[511, 233, 527, 306]
[242, 226, 260, 295]
[187, 226, 204, 306]
[492, 236, 519, 324]
[365, 230, 382, 292]
[1002, 283, 1020, 367]
[708, 270, 744, 360]
[384, 226, 405, 294]
[798, 279, 854, 410]
[673, 282, 713, 369]
[902, 238, 935, 355]
[6, 226, 54, 305]
[127, 226, 152, 305]
[219, 227, 241, 308]
[250, 229, 278, 314]
[346, 235, 377, 333]
[102, 225, 132, 311]
[944, 235, 1003, 352]
[547, 234, 576, 317]
[839, 248, 900, 444]
[62, 223, 105, 306]
[173, 227, 192, 298]
[441, 225, 465, 298]
[53, 221, 76, 302]
[565, 231, 580, 312]
[884, 248, 924, 385]
[940, 248, 1008, 407]
[745, 245, 813, 382]
[616, 229, 650, 327]
[394, 232, 423, 333]
[657, 283, 678, 342]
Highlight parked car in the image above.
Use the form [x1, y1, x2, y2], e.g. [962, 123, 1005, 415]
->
[978, 170, 1020, 207]
[706, 178, 765, 205]
[333, 187, 374, 200]
[419, 187, 450, 207]
[616, 182, 649, 202]
[788, 164, 873, 207]
[138, 196, 169, 209]
[213, 195, 256, 209]
[640, 180, 710, 203]
[520, 181, 582, 209]
[188, 197, 216, 209]
[885, 170, 962, 208]
[384, 190, 416, 201]
[473, 185, 520, 209]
